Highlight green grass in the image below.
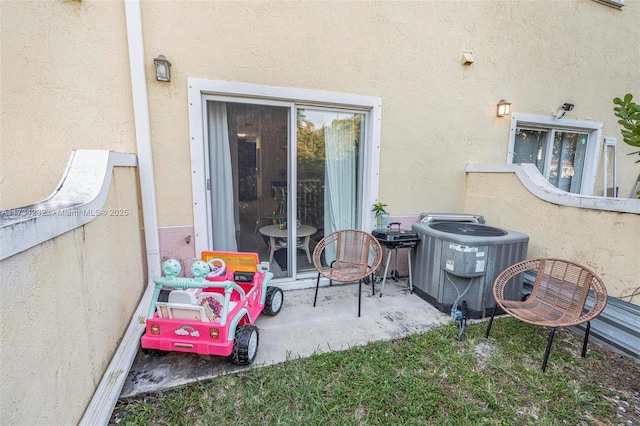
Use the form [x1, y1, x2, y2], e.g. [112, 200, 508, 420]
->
[110, 318, 637, 425]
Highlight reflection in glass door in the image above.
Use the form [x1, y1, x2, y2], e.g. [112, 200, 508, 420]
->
[207, 101, 366, 279]
[296, 108, 364, 275]
[207, 101, 289, 276]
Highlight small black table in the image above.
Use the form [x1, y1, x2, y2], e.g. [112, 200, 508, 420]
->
[372, 223, 420, 297]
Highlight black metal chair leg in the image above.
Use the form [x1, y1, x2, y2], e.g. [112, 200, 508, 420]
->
[329, 260, 335, 287]
[370, 273, 375, 296]
[581, 321, 591, 358]
[358, 279, 362, 317]
[542, 327, 557, 372]
[313, 273, 321, 307]
[485, 305, 498, 338]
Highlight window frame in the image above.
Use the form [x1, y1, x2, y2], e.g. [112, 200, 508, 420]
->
[507, 113, 603, 195]
[603, 137, 618, 197]
[187, 78, 382, 258]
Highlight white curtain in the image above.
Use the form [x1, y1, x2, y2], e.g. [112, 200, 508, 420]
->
[208, 102, 238, 251]
[324, 119, 358, 234]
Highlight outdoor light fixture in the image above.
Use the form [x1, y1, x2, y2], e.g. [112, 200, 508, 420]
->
[497, 99, 511, 117]
[555, 103, 575, 119]
[154, 55, 171, 82]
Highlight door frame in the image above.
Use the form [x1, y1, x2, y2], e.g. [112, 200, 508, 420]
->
[187, 78, 382, 281]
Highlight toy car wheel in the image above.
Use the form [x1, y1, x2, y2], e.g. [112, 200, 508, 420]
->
[263, 286, 284, 316]
[231, 324, 259, 365]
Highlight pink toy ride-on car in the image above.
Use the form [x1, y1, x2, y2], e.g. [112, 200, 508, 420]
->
[141, 251, 283, 365]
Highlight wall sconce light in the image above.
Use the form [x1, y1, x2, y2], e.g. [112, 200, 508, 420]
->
[554, 103, 574, 119]
[154, 55, 171, 82]
[497, 99, 511, 117]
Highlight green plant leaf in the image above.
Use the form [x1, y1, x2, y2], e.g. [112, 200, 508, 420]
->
[613, 93, 640, 159]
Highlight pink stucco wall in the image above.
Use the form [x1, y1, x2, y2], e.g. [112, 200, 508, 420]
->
[158, 226, 196, 277]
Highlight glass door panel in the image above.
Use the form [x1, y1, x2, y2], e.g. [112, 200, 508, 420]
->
[296, 108, 364, 274]
[207, 101, 367, 279]
[207, 101, 290, 277]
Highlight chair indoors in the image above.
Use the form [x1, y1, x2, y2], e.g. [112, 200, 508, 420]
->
[485, 258, 608, 372]
[253, 185, 287, 233]
[312, 229, 383, 317]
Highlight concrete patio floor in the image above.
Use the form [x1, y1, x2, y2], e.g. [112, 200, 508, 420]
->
[120, 280, 450, 398]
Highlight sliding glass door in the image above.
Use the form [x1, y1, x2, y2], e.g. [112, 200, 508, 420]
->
[206, 100, 365, 279]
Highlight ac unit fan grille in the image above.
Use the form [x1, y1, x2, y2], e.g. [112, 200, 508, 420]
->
[429, 222, 508, 237]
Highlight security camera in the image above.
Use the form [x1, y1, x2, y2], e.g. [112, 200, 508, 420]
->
[555, 103, 575, 119]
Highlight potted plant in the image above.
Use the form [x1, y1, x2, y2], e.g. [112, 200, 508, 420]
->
[372, 202, 389, 230]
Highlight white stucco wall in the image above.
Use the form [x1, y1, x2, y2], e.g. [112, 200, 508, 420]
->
[0, 2, 638, 420]
[2, 0, 638, 227]
[0, 167, 144, 425]
[465, 168, 640, 303]
[139, 0, 640, 228]
[0, 0, 136, 209]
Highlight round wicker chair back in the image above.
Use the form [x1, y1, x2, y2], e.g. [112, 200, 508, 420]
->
[312, 229, 383, 317]
[486, 258, 607, 372]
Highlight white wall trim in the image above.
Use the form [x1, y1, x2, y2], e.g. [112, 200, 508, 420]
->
[466, 163, 640, 214]
[0, 150, 137, 260]
[187, 78, 382, 256]
[80, 1, 163, 424]
[188, 78, 381, 108]
[123, 0, 161, 279]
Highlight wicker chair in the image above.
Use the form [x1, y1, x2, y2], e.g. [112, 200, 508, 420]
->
[485, 258, 608, 372]
[312, 229, 383, 317]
